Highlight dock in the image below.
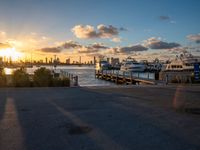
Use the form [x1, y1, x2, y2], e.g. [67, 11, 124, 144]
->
[95, 70, 162, 85]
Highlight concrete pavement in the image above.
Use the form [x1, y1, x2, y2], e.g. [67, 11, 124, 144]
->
[0, 85, 200, 150]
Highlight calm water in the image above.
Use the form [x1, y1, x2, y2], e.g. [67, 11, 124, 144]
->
[4, 65, 115, 87]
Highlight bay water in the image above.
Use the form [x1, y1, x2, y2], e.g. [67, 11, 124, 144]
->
[4, 65, 115, 87]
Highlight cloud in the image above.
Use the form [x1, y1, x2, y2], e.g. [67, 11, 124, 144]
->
[158, 16, 176, 24]
[71, 24, 126, 39]
[187, 33, 200, 43]
[97, 24, 119, 38]
[144, 37, 180, 49]
[78, 47, 99, 54]
[111, 37, 121, 43]
[0, 43, 12, 49]
[105, 47, 120, 54]
[89, 43, 108, 49]
[77, 43, 108, 54]
[40, 47, 62, 53]
[39, 41, 108, 55]
[61, 40, 82, 49]
[39, 40, 81, 53]
[168, 47, 188, 54]
[120, 45, 148, 54]
[105, 45, 148, 55]
[71, 25, 97, 39]
[159, 16, 170, 21]
[39, 40, 146, 56]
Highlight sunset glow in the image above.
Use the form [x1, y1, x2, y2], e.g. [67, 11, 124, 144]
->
[0, 47, 23, 61]
[0, 0, 199, 62]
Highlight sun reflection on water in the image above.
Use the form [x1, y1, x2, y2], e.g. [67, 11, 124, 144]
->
[4, 68, 14, 75]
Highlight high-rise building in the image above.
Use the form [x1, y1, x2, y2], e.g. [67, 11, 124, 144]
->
[56, 57, 60, 63]
[66, 58, 70, 64]
[94, 56, 96, 64]
[0, 57, 3, 65]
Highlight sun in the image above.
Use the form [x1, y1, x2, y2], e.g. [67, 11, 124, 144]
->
[0, 47, 22, 61]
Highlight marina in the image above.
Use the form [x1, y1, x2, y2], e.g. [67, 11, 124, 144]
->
[94, 53, 200, 85]
[1, 0, 200, 150]
[2, 52, 200, 87]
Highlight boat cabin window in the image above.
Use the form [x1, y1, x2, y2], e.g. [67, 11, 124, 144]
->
[185, 63, 193, 66]
[126, 62, 132, 65]
[171, 65, 176, 68]
[171, 65, 183, 68]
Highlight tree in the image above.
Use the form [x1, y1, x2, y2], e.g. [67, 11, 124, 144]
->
[33, 67, 53, 87]
[52, 77, 70, 87]
[12, 67, 30, 87]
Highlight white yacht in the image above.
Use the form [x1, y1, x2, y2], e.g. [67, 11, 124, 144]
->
[147, 58, 162, 72]
[164, 53, 200, 71]
[120, 57, 146, 72]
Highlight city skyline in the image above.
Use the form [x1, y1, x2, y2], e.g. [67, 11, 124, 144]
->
[0, 0, 200, 62]
[0, 55, 115, 66]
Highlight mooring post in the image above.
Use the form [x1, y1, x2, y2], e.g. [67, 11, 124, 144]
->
[116, 70, 119, 83]
[97, 70, 99, 78]
[123, 71, 125, 83]
[111, 70, 113, 81]
[131, 71, 133, 84]
[74, 76, 78, 86]
[71, 74, 73, 80]
[165, 74, 168, 85]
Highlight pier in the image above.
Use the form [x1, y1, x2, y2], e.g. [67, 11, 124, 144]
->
[95, 70, 162, 85]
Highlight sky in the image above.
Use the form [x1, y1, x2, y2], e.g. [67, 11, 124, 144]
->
[0, 0, 200, 62]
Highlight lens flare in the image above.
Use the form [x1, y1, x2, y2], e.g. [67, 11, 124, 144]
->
[0, 47, 22, 61]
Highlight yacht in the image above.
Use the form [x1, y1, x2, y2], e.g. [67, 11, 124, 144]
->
[120, 57, 146, 72]
[95, 60, 111, 70]
[164, 53, 200, 71]
[147, 58, 162, 72]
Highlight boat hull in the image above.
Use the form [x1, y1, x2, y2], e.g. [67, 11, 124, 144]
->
[120, 65, 146, 72]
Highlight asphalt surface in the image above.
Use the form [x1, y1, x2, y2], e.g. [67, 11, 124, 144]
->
[0, 85, 200, 150]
